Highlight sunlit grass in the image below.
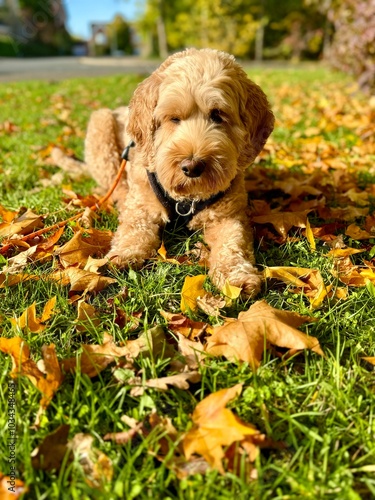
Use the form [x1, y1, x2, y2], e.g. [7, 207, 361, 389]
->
[0, 64, 374, 499]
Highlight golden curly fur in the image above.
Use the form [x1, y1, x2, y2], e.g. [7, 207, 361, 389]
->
[52, 48, 274, 296]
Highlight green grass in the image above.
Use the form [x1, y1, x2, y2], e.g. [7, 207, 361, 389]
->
[1, 65, 375, 499]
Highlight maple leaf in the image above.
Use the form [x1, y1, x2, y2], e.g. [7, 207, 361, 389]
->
[60, 327, 170, 377]
[55, 228, 112, 268]
[183, 384, 260, 474]
[63, 267, 117, 293]
[180, 275, 207, 312]
[206, 300, 323, 369]
[75, 299, 101, 333]
[10, 297, 57, 333]
[0, 208, 44, 238]
[252, 210, 311, 239]
[0, 338, 63, 419]
[345, 223, 373, 240]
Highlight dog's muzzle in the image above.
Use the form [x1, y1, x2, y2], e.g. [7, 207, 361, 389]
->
[180, 158, 206, 178]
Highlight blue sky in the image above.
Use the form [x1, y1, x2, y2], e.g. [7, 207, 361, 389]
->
[64, 0, 139, 39]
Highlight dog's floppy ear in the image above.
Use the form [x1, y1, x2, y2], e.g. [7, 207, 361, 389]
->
[127, 49, 199, 162]
[238, 78, 274, 168]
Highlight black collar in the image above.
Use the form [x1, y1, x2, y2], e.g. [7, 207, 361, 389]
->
[146, 170, 226, 225]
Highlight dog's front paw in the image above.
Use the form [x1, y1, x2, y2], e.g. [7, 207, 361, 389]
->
[106, 251, 146, 270]
[210, 263, 263, 298]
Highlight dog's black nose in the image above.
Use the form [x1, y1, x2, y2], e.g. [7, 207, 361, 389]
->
[180, 158, 206, 178]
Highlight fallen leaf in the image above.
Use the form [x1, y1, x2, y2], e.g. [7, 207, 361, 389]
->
[196, 294, 226, 316]
[63, 267, 117, 293]
[0, 338, 63, 418]
[183, 384, 260, 474]
[31, 425, 72, 470]
[0, 209, 44, 238]
[75, 299, 101, 333]
[206, 300, 322, 369]
[345, 223, 373, 240]
[180, 275, 207, 312]
[253, 210, 310, 239]
[10, 297, 57, 333]
[221, 280, 242, 299]
[60, 327, 170, 377]
[129, 371, 201, 396]
[160, 310, 209, 339]
[68, 433, 113, 488]
[0, 472, 28, 499]
[55, 228, 112, 268]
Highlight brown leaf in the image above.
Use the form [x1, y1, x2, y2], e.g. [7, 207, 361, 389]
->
[63, 267, 117, 292]
[0, 208, 44, 238]
[68, 433, 113, 488]
[160, 310, 209, 340]
[55, 228, 112, 268]
[31, 425, 72, 470]
[129, 371, 201, 396]
[60, 327, 169, 377]
[206, 300, 322, 369]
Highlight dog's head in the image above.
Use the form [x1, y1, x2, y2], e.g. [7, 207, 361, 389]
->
[127, 48, 274, 200]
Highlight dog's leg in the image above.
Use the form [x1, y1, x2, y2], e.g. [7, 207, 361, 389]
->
[84, 108, 128, 203]
[106, 192, 165, 268]
[204, 217, 262, 297]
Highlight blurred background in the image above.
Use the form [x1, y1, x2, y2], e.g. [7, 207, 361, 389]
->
[0, 0, 374, 91]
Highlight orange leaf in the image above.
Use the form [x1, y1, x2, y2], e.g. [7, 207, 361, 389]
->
[183, 384, 259, 473]
[0, 472, 28, 499]
[253, 210, 310, 239]
[206, 300, 322, 369]
[10, 297, 57, 333]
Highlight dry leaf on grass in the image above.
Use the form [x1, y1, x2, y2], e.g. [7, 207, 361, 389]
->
[206, 300, 323, 369]
[0, 338, 63, 419]
[129, 370, 201, 396]
[10, 297, 57, 333]
[68, 433, 113, 488]
[63, 267, 117, 293]
[160, 310, 209, 339]
[183, 384, 261, 474]
[180, 275, 207, 312]
[75, 299, 101, 333]
[252, 210, 311, 239]
[31, 424, 72, 471]
[0, 208, 44, 238]
[55, 228, 112, 268]
[0, 472, 28, 499]
[61, 327, 171, 377]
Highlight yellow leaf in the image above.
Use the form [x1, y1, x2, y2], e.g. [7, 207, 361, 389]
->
[221, 280, 242, 299]
[305, 218, 316, 251]
[10, 298, 57, 333]
[180, 275, 207, 312]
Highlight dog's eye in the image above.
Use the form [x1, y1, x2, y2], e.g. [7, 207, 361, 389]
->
[210, 109, 224, 124]
[170, 117, 181, 124]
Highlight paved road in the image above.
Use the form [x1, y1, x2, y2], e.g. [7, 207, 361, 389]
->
[0, 56, 160, 82]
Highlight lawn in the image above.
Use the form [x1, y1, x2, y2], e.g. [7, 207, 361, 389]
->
[0, 63, 375, 499]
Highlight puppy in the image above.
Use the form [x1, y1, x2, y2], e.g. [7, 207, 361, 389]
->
[53, 48, 274, 296]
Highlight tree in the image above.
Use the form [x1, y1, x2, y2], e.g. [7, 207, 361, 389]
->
[106, 14, 134, 55]
[324, 0, 375, 92]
